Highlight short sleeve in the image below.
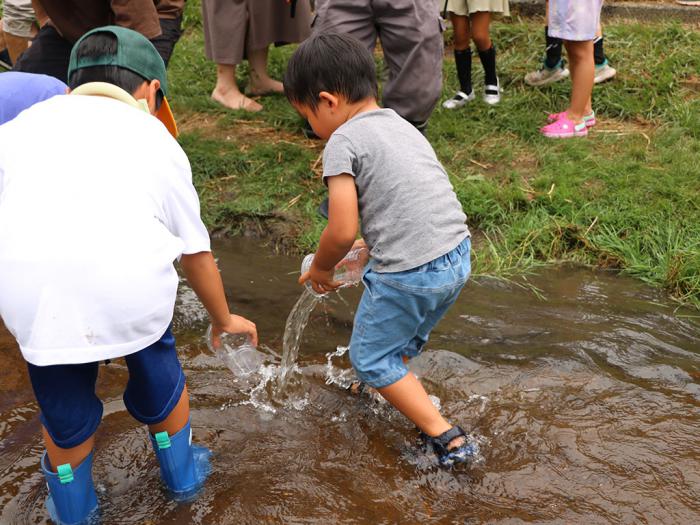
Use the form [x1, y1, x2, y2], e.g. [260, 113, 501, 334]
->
[161, 150, 211, 254]
[0, 73, 67, 126]
[322, 133, 358, 181]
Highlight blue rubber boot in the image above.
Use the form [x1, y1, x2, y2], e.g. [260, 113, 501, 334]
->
[41, 451, 98, 525]
[149, 419, 211, 501]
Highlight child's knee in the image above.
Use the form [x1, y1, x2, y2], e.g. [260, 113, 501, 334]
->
[40, 400, 102, 450]
[472, 34, 491, 51]
[123, 327, 187, 425]
[454, 34, 471, 50]
[565, 41, 592, 60]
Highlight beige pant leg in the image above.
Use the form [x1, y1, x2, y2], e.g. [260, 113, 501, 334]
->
[201, 0, 248, 64]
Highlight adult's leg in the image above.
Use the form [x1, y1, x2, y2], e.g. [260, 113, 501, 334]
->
[3, 0, 35, 63]
[150, 16, 183, 67]
[565, 39, 594, 123]
[247, 46, 284, 95]
[202, 0, 261, 111]
[211, 63, 263, 112]
[312, 0, 377, 53]
[374, 0, 444, 129]
[12, 25, 73, 82]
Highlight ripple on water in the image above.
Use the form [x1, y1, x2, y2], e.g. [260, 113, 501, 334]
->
[1, 241, 699, 523]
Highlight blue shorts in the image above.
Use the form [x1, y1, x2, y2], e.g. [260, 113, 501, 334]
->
[349, 237, 471, 389]
[26, 326, 186, 449]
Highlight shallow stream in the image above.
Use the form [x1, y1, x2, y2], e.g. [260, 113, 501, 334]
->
[1, 238, 699, 524]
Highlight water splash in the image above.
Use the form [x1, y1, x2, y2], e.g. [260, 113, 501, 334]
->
[324, 346, 355, 389]
[279, 288, 323, 384]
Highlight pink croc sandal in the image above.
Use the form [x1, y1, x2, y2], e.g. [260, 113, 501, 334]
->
[547, 110, 596, 127]
[541, 115, 588, 138]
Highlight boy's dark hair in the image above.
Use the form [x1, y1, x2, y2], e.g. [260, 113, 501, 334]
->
[283, 33, 378, 110]
[68, 32, 163, 110]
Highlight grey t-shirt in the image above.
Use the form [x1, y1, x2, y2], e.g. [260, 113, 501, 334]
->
[323, 108, 470, 273]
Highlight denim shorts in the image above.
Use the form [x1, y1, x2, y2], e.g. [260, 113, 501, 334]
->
[349, 237, 471, 389]
[26, 326, 186, 449]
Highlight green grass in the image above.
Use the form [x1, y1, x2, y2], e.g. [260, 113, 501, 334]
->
[168, 1, 700, 308]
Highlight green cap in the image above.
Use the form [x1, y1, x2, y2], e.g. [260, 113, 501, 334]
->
[68, 25, 168, 97]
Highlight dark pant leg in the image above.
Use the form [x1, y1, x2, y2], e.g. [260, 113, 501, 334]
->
[26, 360, 103, 449]
[374, 0, 444, 128]
[150, 17, 183, 67]
[13, 25, 73, 83]
[122, 326, 186, 425]
[312, 0, 377, 55]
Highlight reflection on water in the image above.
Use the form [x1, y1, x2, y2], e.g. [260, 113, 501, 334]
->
[1, 238, 699, 524]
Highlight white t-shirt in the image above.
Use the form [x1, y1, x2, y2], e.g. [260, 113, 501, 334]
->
[0, 94, 211, 366]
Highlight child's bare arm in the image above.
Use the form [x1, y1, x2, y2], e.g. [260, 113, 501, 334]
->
[300, 174, 359, 294]
[179, 252, 258, 346]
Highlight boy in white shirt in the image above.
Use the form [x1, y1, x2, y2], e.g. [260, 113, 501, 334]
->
[0, 26, 257, 524]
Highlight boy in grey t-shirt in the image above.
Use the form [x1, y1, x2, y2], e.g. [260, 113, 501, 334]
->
[284, 33, 474, 467]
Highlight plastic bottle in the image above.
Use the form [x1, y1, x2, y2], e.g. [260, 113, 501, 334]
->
[300, 247, 369, 297]
[205, 325, 264, 377]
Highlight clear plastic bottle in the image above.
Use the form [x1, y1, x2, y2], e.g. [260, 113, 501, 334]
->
[205, 325, 264, 377]
[300, 247, 369, 297]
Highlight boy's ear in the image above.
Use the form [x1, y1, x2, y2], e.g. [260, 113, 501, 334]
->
[131, 79, 161, 115]
[145, 79, 161, 115]
[318, 91, 340, 110]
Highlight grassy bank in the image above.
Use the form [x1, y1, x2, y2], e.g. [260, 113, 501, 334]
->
[168, 2, 700, 308]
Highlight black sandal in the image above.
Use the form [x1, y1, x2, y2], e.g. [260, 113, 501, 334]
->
[422, 426, 477, 467]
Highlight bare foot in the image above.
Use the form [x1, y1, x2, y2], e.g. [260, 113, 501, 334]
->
[211, 87, 262, 112]
[248, 76, 284, 96]
[447, 435, 467, 451]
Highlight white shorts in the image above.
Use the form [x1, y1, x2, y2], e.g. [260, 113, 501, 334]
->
[548, 0, 603, 41]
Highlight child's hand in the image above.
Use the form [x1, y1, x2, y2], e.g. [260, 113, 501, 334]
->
[299, 266, 341, 295]
[350, 238, 367, 251]
[211, 314, 258, 349]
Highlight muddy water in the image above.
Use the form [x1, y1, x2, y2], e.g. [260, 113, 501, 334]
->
[1, 238, 699, 524]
